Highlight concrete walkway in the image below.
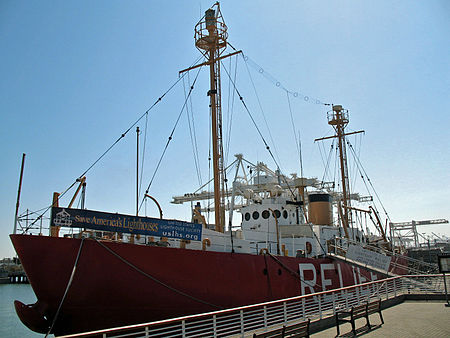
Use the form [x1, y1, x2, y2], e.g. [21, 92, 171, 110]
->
[312, 301, 450, 337]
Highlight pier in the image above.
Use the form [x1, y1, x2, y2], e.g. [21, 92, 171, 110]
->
[7, 272, 29, 284]
[58, 274, 449, 338]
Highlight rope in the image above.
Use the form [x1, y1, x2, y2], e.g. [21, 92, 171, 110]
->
[242, 54, 329, 106]
[45, 238, 85, 337]
[95, 239, 222, 309]
[138, 112, 149, 197]
[241, 56, 282, 167]
[25, 55, 206, 230]
[224, 53, 238, 165]
[347, 141, 391, 223]
[140, 65, 203, 211]
[286, 91, 302, 174]
[183, 73, 202, 186]
[266, 252, 324, 291]
[220, 61, 297, 200]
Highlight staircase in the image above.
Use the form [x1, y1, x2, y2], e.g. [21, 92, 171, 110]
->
[328, 237, 439, 276]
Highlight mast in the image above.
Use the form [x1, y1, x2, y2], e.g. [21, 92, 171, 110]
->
[194, 4, 227, 232]
[315, 105, 364, 237]
[179, 3, 241, 232]
[136, 126, 140, 216]
[13, 153, 26, 235]
[330, 105, 352, 233]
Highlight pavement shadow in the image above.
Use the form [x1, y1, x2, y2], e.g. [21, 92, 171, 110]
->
[335, 324, 382, 337]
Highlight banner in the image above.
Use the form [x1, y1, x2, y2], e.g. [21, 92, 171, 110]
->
[51, 207, 202, 241]
[346, 244, 392, 272]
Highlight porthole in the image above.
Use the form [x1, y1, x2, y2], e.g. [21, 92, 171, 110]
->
[244, 213, 251, 221]
[262, 210, 270, 219]
[283, 210, 288, 219]
[274, 210, 281, 219]
[252, 211, 260, 220]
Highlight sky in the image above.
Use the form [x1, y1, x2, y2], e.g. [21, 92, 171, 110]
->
[1, 0, 449, 258]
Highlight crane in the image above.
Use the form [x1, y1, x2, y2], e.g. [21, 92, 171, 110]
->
[389, 219, 449, 248]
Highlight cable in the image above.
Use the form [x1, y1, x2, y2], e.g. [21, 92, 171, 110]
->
[138, 112, 149, 198]
[95, 239, 222, 309]
[23, 58, 206, 231]
[241, 57, 282, 167]
[266, 252, 325, 291]
[46, 238, 85, 337]
[183, 74, 202, 186]
[140, 65, 203, 211]
[242, 54, 329, 106]
[221, 60, 297, 200]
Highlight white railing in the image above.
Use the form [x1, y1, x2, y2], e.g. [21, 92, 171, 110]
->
[58, 274, 447, 338]
[330, 237, 439, 275]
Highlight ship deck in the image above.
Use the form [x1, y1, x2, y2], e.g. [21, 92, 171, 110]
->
[312, 300, 450, 337]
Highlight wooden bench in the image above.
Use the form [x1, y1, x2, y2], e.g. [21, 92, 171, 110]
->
[253, 318, 310, 338]
[335, 299, 383, 335]
[366, 299, 384, 330]
[283, 319, 310, 337]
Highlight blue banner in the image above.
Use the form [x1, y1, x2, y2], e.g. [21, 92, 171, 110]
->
[51, 207, 203, 241]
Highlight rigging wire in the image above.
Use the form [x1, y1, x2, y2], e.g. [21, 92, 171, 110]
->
[138, 112, 149, 198]
[333, 143, 339, 191]
[224, 54, 238, 165]
[241, 57, 282, 167]
[188, 70, 202, 185]
[220, 60, 297, 199]
[242, 54, 329, 106]
[286, 91, 302, 174]
[183, 73, 202, 186]
[24, 55, 206, 230]
[347, 140, 391, 223]
[298, 131, 304, 178]
[139, 65, 203, 212]
[320, 141, 335, 188]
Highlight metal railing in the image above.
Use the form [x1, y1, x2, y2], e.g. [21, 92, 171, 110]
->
[58, 274, 447, 338]
[330, 237, 439, 275]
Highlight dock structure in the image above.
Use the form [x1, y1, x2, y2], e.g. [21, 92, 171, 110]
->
[58, 273, 449, 338]
[8, 272, 29, 284]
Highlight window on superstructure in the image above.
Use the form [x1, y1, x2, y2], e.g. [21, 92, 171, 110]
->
[262, 210, 270, 219]
[283, 210, 288, 219]
[252, 211, 260, 220]
[274, 210, 281, 219]
[245, 213, 251, 221]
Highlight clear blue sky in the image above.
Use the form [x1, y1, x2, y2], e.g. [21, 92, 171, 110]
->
[1, 0, 449, 258]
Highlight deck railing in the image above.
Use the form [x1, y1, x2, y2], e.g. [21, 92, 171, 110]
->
[58, 274, 448, 338]
[329, 237, 439, 275]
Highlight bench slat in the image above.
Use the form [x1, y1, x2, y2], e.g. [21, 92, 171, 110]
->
[253, 319, 310, 338]
[335, 300, 384, 336]
[253, 326, 284, 338]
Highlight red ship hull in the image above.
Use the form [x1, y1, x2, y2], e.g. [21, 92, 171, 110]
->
[11, 234, 383, 335]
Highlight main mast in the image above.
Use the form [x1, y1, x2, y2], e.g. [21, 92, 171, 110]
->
[195, 3, 228, 232]
[329, 105, 352, 234]
[315, 105, 364, 237]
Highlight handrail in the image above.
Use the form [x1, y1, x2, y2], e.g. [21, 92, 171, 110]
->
[58, 274, 447, 338]
[330, 237, 439, 274]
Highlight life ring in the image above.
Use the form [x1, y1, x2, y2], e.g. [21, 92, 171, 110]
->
[305, 241, 312, 254]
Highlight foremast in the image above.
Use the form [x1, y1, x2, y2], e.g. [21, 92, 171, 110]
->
[180, 3, 240, 232]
